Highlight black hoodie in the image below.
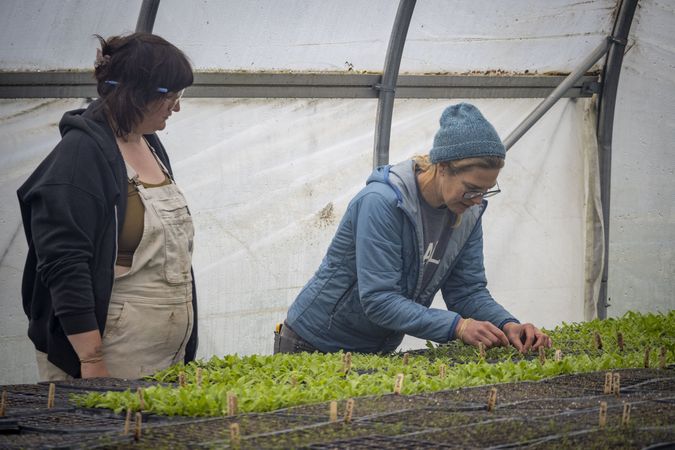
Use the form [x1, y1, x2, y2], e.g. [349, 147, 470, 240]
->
[17, 100, 198, 377]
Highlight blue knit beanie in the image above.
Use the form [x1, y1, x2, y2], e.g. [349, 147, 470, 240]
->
[429, 103, 505, 164]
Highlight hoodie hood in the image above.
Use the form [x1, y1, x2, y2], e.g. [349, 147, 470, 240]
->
[58, 100, 120, 163]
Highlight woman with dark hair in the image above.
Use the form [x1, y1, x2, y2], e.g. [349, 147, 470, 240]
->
[17, 32, 198, 380]
[276, 103, 551, 355]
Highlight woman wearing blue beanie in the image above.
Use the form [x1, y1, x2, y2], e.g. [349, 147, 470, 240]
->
[276, 103, 551, 354]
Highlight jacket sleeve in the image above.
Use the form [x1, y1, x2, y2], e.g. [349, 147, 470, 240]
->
[354, 192, 460, 343]
[26, 140, 108, 336]
[441, 218, 518, 336]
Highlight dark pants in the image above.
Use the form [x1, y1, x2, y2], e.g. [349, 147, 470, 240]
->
[274, 321, 321, 354]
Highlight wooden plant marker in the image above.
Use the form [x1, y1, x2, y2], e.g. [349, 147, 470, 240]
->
[47, 383, 55, 409]
[229, 423, 240, 447]
[439, 364, 447, 379]
[227, 392, 238, 416]
[342, 352, 352, 375]
[594, 331, 603, 350]
[478, 342, 486, 359]
[644, 346, 651, 368]
[598, 401, 608, 429]
[659, 346, 667, 369]
[123, 408, 131, 435]
[134, 412, 142, 441]
[329, 401, 338, 422]
[137, 388, 145, 411]
[622, 403, 631, 426]
[403, 352, 410, 365]
[0, 390, 7, 417]
[344, 398, 355, 423]
[554, 349, 563, 362]
[290, 375, 298, 387]
[604, 372, 613, 395]
[487, 387, 497, 412]
[196, 367, 203, 386]
[613, 373, 621, 397]
[538, 346, 546, 364]
[617, 332, 624, 352]
[394, 373, 405, 395]
[178, 371, 186, 388]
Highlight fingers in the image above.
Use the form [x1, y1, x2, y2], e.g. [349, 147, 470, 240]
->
[463, 320, 509, 349]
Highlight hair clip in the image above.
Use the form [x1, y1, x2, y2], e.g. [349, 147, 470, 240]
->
[104, 80, 170, 93]
[104, 80, 120, 87]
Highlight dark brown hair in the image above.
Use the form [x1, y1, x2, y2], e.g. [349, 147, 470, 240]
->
[93, 32, 193, 137]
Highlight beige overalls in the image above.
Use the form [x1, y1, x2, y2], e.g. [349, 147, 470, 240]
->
[36, 150, 194, 380]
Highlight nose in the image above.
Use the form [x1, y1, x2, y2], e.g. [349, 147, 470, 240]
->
[172, 100, 181, 112]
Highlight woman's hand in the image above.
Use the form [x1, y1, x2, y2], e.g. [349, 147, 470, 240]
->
[502, 322, 552, 353]
[455, 318, 510, 349]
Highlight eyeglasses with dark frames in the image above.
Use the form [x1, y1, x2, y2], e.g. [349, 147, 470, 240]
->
[462, 181, 501, 200]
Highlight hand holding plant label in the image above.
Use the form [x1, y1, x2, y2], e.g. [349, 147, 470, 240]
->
[502, 322, 552, 353]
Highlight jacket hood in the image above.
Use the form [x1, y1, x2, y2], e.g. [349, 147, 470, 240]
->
[59, 100, 119, 162]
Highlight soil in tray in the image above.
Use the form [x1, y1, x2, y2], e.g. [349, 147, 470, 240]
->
[0, 430, 122, 450]
[300, 434, 455, 449]
[279, 393, 441, 418]
[542, 368, 674, 394]
[528, 426, 675, 450]
[416, 379, 586, 405]
[239, 421, 415, 450]
[92, 412, 330, 449]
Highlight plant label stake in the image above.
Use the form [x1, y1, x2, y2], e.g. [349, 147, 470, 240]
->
[617, 332, 624, 352]
[394, 373, 405, 395]
[554, 349, 563, 362]
[644, 346, 651, 368]
[344, 398, 354, 423]
[47, 383, 55, 409]
[598, 401, 607, 429]
[622, 403, 631, 426]
[329, 401, 338, 422]
[487, 387, 497, 412]
[594, 332, 603, 350]
[403, 352, 409, 365]
[659, 347, 667, 369]
[230, 423, 240, 447]
[137, 388, 144, 411]
[603, 372, 613, 394]
[291, 375, 298, 387]
[478, 342, 486, 359]
[228, 392, 238, 416]
[123, 408, 131, 435]
[196, 367, 203, 386]
[342, 352, 352, 375]
[179, 371, 186, 388]
[439, 364, 447, 379]
[613, 373, 621, 397]
[538, 347, 546, 364]
[134, 412, 142, 441]
[0, 390, 6, 417]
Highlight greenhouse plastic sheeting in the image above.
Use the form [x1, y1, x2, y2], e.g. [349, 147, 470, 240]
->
[0, 97, 598, 383]
[2, 0, 614, 73]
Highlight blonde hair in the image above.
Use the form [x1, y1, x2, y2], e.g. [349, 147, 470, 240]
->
[412, 154, 505, 227]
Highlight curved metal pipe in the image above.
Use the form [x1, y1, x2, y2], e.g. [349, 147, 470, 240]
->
[136, 0, 161, 33]
[373, 0, 416, 168]
[503, 38, 611, 151]
[596, 0, 639, 319]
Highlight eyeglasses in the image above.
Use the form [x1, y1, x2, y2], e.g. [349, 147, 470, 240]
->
[104, 80, 184, 107]
[462, 181, 501, 200]
[163, 89, 184, 109]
